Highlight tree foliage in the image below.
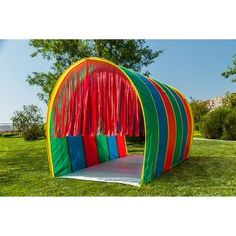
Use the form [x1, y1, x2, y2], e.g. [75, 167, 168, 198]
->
[223, 109, 236, 140]
[11, 105, 44, 140]
[200, 107, 236, 140]
[27, 40, 163, 103]
[200, 107, 230, 139]
[222, 55, 236, 82]
[189, 97, 211, 130]
[222, 92, 236, 109]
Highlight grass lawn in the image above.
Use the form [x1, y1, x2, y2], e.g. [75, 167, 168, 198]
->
[193, 130, 203, 138]
[1, 136, 236, 196]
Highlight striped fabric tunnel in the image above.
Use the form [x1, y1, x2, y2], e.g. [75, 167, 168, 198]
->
[67, 135, 127, 172]
[46, 57, 194, 184]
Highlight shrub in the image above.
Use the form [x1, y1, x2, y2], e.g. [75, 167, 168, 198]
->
[222, 92, 236, 109]
[39, 123, 46, 137]
[2, 132, 17, 138]
[22, 125, 43, 141]
[200, 107, 236, 140]
[189, 97, 211, 130]
[223, 109, 236, 140]
[193, 130, 202, 138]
[200, 107, 231, 139]
[11, 104, 44, 141]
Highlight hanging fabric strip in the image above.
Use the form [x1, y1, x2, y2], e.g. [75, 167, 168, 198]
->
[52, 59, 144, 138]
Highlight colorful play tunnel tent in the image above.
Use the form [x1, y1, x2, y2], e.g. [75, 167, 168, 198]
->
[46, 57, 194, 186]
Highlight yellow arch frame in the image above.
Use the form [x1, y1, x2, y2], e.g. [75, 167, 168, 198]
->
[46, 57, 150, 179]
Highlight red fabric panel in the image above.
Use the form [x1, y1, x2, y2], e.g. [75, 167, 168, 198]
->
[149, 79, 177, 172]
[82, 72, 90, 135]
[111, 73, 118, 134]
[52, 59, 144, 138]
[83, 136, 100, 167]
[116, 135, 127, 157]
[114, 74, 120, 134]
[133, 95, 140, 136]
[109, 73, 114, 135]
[91, 73, 98, 136]
[61, 91, 67, 137]
[102, 71, 108, 135]
[121, 81, 128, 135]
[54, 99, 61, 137]
[67, 78, 76, 136]
[128, 88, 134, 135]
[96, 72, 102, 135]
[106, 72, 112, 135]
[72, 72, 82, 135]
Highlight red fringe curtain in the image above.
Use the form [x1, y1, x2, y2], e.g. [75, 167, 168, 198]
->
[53, 60, 144, 138]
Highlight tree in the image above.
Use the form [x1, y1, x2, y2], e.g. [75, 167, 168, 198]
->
[223, 109, 236, 140]
[222, 55, 236, 82]
[222, 92, 236, 109]
[11, 105, 44, 141]
[200, 107, 231, 139]
[200, 107, 236, 140]
[27, 40, 163, 103]
[189, 97, 211, 130]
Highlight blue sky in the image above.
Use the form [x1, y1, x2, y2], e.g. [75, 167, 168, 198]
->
[0, 40, 235, 123]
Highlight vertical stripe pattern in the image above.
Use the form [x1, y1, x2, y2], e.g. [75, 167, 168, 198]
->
[107, 136, 119, 160]
[47, 57, 194, 184]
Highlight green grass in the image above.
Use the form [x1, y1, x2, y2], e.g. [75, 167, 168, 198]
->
[193, 130, 203, 138]
[1, 136, 236, 196]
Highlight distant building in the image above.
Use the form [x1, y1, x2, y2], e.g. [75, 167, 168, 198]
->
[0, 123, 14, 132]
[208, 96, 224, 110]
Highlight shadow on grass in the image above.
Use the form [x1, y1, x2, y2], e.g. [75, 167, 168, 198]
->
[1, 137, 236, 196]
[0, 143, 48, 186]
[145, 155, 236, 196]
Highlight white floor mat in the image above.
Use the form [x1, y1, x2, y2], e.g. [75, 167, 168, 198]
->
[60, 155, 143, 186]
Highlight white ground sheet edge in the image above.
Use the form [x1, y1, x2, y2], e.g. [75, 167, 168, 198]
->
[59, 155, 143, 187]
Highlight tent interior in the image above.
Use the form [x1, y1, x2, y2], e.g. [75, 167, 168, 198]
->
[62, 155, 144, 186]
[59, 135, 145, 186]
[59, 136, 145, 187]
[49, 60, 146, 186]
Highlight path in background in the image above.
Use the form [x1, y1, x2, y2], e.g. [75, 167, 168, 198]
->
[194, 137, 236, 143]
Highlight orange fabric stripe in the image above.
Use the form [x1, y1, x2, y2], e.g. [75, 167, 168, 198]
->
[174, 90, 193, 160]
[149, 79, 177, 171]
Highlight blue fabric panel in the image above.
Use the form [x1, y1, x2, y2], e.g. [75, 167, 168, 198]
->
[107, 136, 119, 160]
[167, 86, 188, 162]
[136, 74, 168, 176]
[67, 135, 86, 171]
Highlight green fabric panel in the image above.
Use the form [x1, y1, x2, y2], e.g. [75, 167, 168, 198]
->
[96, 134, 110, 163]
[120, 66, 159, 184]
[50, 114, 72, 176]
[158, 83, 183, 167]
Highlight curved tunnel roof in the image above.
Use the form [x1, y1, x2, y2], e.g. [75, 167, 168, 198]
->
[46, 57, 194, 184]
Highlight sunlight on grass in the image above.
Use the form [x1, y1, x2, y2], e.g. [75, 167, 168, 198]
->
[1, 136, 236, 196]
[193, 130, 203, 138]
